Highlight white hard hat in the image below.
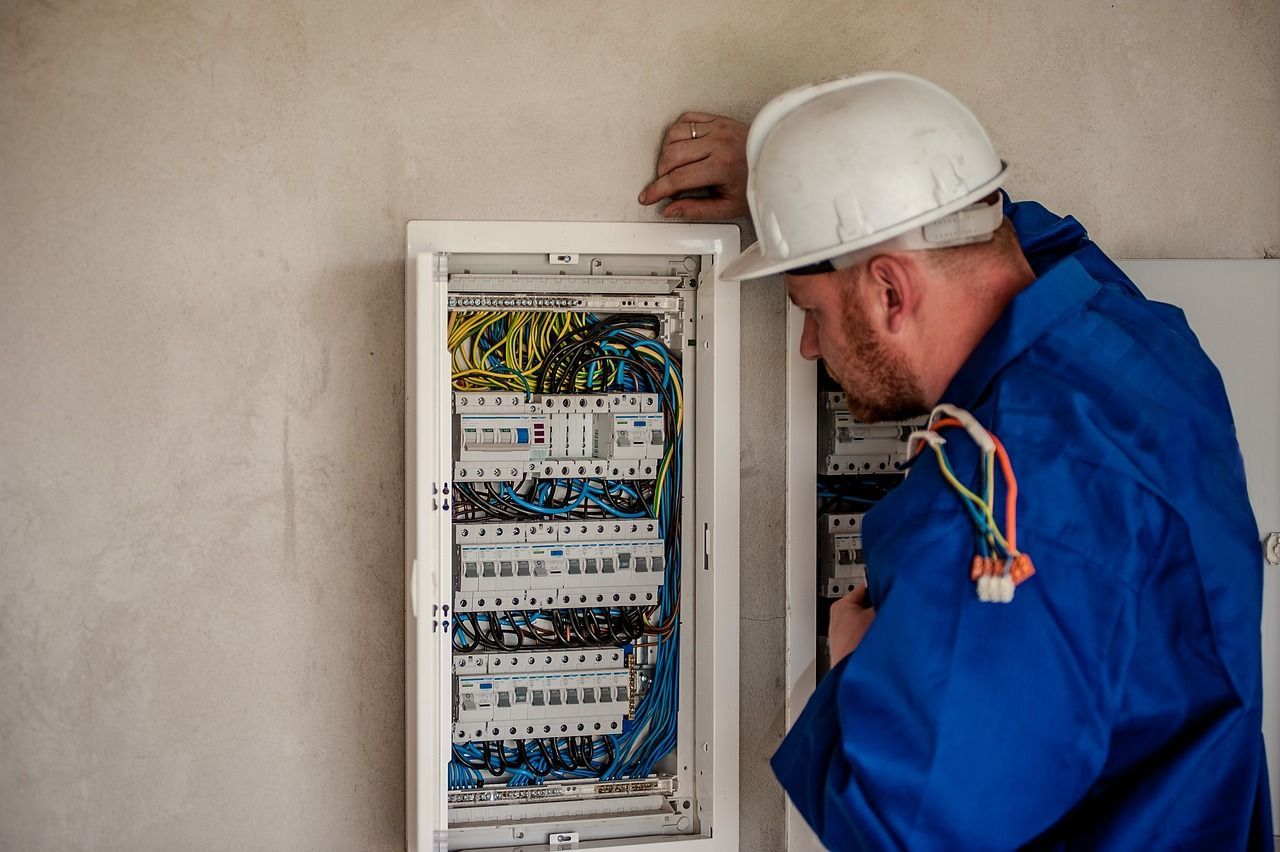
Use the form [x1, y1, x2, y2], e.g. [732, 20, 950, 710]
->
[721, 71, 1008, 281]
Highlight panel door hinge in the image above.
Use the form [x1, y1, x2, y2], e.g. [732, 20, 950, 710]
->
[410, 559, 419, 618]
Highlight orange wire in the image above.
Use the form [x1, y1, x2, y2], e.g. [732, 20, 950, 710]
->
[925, 417, 1019, 552]
[990, 434, 1017, 552]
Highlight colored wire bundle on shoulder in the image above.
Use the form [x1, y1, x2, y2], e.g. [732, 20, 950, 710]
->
[910, 410, 1036, 603]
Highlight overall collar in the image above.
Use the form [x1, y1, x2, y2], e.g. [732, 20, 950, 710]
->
[942, 256, 1101, 409]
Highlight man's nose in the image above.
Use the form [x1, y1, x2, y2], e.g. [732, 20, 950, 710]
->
[799, 312, 821, 361]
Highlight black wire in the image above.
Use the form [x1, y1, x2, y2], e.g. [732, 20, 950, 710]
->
[452, 617, 481, 652]
[536, 315, 661, 393]
[521, 740, 550, 777]
[556, 738, 579, 771]
[472, 613, 504, 651]
[483, 741, 504, 777]
[567, 736, 584, 768]
[578, 736, 602, 772]
[602, 736, 615, 770]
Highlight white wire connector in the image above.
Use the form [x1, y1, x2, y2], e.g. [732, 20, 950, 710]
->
[905, 429, 946, 458]
[927, 404, 995, 454]
[976, 573, 1015, 604]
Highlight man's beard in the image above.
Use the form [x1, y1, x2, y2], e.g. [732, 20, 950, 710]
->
[827, 289, 928, 423]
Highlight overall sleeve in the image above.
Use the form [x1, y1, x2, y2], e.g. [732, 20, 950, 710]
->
[772, 433, 1151, 850]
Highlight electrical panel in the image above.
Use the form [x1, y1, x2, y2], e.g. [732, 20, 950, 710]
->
[814, 379, 923, 670]
[407, 222, 740, 852]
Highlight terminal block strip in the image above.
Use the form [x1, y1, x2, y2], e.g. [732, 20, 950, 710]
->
[820, 392, 923, 475]
[447, 776, 676, 808]
[454, 668, 632, 742]
[454, 392, 665, 482]
[819, 512, 866, 598]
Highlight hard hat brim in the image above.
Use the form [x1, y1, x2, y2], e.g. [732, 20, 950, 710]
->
[719, 241, 776, 280]
[721, 164, 1008, 281]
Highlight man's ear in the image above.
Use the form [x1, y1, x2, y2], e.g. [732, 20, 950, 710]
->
[862, 253, 919, 336]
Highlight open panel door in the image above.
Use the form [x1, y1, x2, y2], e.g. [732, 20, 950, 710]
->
[407, 249, 452, 851]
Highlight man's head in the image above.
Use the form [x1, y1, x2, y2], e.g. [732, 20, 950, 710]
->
[784, 218, 1031, 422]
[718, 71, 1031, 419]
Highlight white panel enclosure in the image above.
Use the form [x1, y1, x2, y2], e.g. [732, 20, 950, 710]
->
[407, 222, 741, 852]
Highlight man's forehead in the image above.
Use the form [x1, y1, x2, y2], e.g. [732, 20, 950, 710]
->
[785, 273, 837, 303]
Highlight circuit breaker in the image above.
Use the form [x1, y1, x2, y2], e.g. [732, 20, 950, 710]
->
[407, 221, 740, 852]
[819, 392, 918, 475]
[818, 512, 866, 599]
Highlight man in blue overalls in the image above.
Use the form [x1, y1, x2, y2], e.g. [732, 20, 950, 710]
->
[640, 72, 1271, 848]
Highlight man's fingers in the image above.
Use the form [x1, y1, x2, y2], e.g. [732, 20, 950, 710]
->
[639, 159, 722, 206]
[663, 116, 721, 146]
[835, 585, 871, 609]
[661, 197, 743, 222]
[656, 138, 713, 180]
[640, 112, 748, 217]
[676, 110, 722, 124]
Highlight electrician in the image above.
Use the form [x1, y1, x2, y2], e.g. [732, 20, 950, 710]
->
[640, 72, 1272, 849]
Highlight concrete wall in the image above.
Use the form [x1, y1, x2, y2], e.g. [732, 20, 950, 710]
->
[2, 1, 1276, 850]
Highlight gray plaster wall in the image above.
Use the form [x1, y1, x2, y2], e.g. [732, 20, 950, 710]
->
[1, 2, 1276, 850]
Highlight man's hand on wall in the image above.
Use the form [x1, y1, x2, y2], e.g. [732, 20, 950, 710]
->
[638, 111, 749, 221]
[828, 586, 876, 667]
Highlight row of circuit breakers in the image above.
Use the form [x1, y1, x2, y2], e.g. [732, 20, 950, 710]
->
[453, 392, 665, 744]
[455, 391, 664, 482]
[818, 391, 923, 600]
[454, 649, 633, 744]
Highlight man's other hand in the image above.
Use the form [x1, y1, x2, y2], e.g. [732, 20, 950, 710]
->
[829, 586, 876, 667]
[638, 112, 749, 221]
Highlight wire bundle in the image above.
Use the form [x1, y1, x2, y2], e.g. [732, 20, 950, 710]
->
[452, 609, 648, 652]
[818, 475, 901, 515]
[454, 478, 652, 521]
[450, 737, 616, 789]
[446, 308, 685, 786]
[907, 405, 1035, 603]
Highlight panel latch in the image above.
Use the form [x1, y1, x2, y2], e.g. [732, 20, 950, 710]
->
[549, 831, 579, 849]
[1265, 532, 1280, 567]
